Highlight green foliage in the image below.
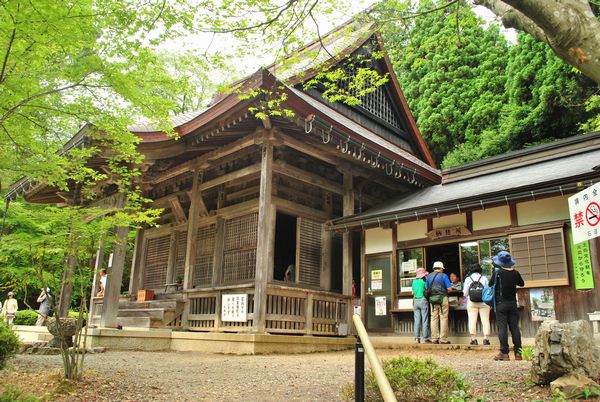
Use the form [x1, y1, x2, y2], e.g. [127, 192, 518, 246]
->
[0, 387, 38, 402]
[519, 346, 534, 362]
[340, 356, 472, 402]
[380, 0, 599, 168]
[0, 322, 20, 369]
[13, 310, 38, 326]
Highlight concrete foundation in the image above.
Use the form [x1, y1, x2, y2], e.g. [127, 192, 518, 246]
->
[80, 327, 354, 354]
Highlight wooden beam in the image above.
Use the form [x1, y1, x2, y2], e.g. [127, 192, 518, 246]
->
[262, 116, 272, 130]
[128, 229, 145, 296]
[342, 171, 354, 297]
[272, 196, 331, 221]
[277, 132, 340, 167]
[197, 163, 261, 192]
[149, 132, 261, 185]
[273, 160, 343, 195]
[168, 196, 187, 224]
[225, 185, 260, 202]
[183, 169, 202, 293]
[254, 140, 275, 333]
[165, 230, 178, 284]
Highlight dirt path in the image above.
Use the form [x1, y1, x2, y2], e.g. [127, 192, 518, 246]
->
[3, 348, 551, 401]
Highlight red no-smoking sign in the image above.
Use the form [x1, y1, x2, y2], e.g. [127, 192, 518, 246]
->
[587, 202, 600, 227]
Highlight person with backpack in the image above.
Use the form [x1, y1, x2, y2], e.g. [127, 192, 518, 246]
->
[490, 251, 524, 361]
[463, 264, 491, 345]
[425, 261, 452, 344]
[412, 267, 431, 344]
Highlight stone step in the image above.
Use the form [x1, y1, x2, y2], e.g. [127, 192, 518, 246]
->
[118, 300, 180, 310]
[115, 316, 152, 328]
[117, 308, 166, 320]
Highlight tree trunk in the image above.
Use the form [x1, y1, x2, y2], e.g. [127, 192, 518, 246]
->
[476, 0, 600, 85]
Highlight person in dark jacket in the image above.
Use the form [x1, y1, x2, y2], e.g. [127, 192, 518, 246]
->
[490, 251, 524, 361]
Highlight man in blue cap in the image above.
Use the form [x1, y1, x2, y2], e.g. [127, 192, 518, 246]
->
[490, 251, 524, 361]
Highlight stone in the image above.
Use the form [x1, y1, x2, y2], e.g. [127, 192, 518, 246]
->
[46, 317, 80, 337]
[551, 374, 600, 399]
[531, 320, 600, 385]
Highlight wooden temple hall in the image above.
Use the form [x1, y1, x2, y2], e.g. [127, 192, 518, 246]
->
[7, 21, 441, 338]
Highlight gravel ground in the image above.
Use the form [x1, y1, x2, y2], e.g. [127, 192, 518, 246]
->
[2, 348, 551, 401]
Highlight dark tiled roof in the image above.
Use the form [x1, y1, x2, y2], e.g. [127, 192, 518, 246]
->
[334, 135, 600, 227]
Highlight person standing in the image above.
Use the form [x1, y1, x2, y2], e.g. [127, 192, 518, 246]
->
[463, 264, 491, 345]
[426, 261, 452, 344]
[412, 268, 431, 344]
[491, 251, 524, 361]
[36, 288, 52, 326]
[2, 291, 18, 326]
[97, 269, 107, 297]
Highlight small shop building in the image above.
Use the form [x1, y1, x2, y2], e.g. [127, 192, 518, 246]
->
[332, 132, 600, 340]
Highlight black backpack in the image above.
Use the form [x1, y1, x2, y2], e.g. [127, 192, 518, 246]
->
[468, 274, 484, 303]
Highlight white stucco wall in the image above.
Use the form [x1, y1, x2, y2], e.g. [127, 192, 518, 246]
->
[365, 227, 393, 254]
[472, 205, 511, 231]
[516, 195, 569, 226]
[396, 220, 427, 242]
[432, 214, 466, 229]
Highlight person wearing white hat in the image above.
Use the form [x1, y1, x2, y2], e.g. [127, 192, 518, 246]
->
[426, 261, 452, 344]
[2, 291, 18, 326]
[36, 288, 52, 326]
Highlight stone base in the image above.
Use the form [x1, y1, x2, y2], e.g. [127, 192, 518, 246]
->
[13, 325, 53, 343]
[83, 327, 354, 354]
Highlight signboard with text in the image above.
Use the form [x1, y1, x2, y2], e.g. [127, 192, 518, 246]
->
[568, 182, 600, 244]
[569, 232, 595, 290]
[221, 294, 248, 322]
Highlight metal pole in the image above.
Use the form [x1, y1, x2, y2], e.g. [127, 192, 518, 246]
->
[355, 336, 365, 402]
[352, 314, 397, 402]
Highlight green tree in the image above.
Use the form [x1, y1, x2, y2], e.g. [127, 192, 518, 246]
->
[382, 0, 509, 164]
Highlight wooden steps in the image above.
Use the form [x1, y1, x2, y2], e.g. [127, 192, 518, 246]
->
[91, 297, 185, 329]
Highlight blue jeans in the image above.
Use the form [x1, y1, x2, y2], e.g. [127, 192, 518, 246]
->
[413, 298, 430, 340]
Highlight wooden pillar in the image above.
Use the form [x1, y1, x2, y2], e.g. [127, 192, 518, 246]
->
[89, 240, 105, 318]
[253, 139, 275, 333]
[321, 191, 333, 291]
[342, 171, 354, 297]
[183, 169, 202, 290]
[212, 218, 226, 287]
[128, 229, 145, 296]
[391, 224, 399, 302]
[165, 230, 177, 284]
[100, 222, 130, 328]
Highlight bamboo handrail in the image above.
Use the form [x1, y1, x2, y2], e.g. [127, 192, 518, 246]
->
[352, 314, 397, 402]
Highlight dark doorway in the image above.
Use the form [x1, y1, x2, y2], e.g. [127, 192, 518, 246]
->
[426, 243, 461, 279]
[274, 212, 297, 281]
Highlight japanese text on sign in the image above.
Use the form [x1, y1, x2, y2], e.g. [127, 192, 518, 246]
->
[221, 293, 248, 322]
[568, 182, 600, 244]
[569, 231, 595, 290]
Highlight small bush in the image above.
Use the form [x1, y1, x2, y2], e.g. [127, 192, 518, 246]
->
[519, 346, 534, 361]
[341, 356, 471, 402]
[0, 386, 38, 402]
[13, 310, 38, 326]
[0, 322, 21, 369]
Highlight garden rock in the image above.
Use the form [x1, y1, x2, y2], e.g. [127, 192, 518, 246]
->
[531, 320, 600, 384]
[550, 373, 600, 399]
[46, 317, 79, 337]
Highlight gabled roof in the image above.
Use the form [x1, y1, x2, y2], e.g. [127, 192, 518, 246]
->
[331, 132, 600, 230]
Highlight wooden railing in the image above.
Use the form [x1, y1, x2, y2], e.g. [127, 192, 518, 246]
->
[185, 284, 350, 336]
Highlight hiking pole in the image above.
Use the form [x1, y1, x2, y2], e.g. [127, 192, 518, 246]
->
[355, 336, 364, 402]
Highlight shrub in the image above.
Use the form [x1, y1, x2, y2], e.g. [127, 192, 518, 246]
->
[340, 356, 471, 402]
[519, 346, 534, 361]
[0, 386, 38, 402]
[13, 310, 38, 326]
[13, 310, 87, 326]
[0, 322, 21, 369]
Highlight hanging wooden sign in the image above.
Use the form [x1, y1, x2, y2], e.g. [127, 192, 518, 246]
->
[426, 225, 471, 240]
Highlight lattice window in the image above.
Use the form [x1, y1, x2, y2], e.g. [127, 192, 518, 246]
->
[174, 231, 187, 282]
[143, 235, 170, 289]
[193, 224, 216, 287]
[336, 65, 402, 130]
[223, 213, 258, 283]
[510, 229, 568, 287]
[298, 217, 323, 287]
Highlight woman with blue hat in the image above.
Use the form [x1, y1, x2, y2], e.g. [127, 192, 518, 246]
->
[490, 251, 524, 361]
